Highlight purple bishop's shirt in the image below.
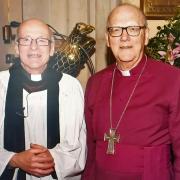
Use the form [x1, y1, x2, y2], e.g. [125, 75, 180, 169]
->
[82, 55, 180, 180]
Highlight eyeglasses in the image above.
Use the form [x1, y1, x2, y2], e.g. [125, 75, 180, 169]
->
[107, 26, 146, 37]
[17, 37, 52, 46]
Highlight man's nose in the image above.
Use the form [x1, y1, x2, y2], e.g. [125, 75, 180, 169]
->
[120, 28, 129, 40]
[30, 39, 38, 49]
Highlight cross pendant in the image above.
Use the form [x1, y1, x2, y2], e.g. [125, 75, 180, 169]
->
[104, 128, 120, 155]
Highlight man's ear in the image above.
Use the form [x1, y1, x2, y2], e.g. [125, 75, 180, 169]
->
[144, 27, 149, 46]
[105, 32, 110, 47]
[14, 42, 20, 55]
[50, 41, 55, 56]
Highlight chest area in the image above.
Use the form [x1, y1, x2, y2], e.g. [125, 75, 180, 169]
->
[91, 74, 169, 140]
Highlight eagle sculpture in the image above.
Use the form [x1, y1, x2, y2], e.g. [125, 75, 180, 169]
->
[50, 22, 96, 77]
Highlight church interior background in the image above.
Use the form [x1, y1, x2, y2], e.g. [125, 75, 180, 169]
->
[0, 0, 179, 89]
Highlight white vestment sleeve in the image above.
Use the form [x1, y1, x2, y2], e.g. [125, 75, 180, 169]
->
[0, 71, 16, 176]
[49, 74, 87, 180]
[0, 151, 15, 176]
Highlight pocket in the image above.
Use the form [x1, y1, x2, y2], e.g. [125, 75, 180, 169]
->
[143, 145, 172, 180]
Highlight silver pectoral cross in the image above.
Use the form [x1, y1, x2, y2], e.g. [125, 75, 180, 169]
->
[104, 128, 120, 155]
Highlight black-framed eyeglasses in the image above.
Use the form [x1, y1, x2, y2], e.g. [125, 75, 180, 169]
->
[17, 37, 52, 46]
[107, 26, 146, 37]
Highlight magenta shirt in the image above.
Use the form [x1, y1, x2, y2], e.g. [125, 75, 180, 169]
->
[82, 56, 180, 180]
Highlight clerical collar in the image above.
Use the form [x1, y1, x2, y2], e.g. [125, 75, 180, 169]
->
[116, 64, 131, 76]
[120, 70, 131, 76]
[116, 63, 132, 76]
[115, 55, 147, 76]
[31, 74, 42, 81]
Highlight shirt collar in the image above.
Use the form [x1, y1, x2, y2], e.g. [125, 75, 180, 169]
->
[116, 55, 147, 76]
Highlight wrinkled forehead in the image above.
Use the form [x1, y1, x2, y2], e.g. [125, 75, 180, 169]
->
[107, 5, 146, 26]
[18, 20, 51, 38]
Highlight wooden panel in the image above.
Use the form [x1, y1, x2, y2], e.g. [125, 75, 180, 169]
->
[140, 0, 180, 19]
[23, 0, 51, 23]
[9, 0, 22, 21]
[50, 0, 68, 35]
[0, 0, 22, 71]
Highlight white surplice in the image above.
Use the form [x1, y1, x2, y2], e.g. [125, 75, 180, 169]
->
[0, 70, 87, 180]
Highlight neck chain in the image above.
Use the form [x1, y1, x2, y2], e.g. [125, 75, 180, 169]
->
[104, 55, 147, 155]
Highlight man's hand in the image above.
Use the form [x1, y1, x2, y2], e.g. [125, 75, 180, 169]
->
[9, 144, 55, 177]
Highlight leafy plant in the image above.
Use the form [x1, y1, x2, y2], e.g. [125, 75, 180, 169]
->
[146, 10, 180, 67]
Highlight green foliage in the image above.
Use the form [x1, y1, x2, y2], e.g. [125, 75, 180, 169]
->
[146, 10, 180, 67]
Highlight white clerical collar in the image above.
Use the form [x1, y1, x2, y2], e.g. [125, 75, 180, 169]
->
[120, 70, 131, 76]
[31, 74, 42, 81]
[116, 63, 131, 76]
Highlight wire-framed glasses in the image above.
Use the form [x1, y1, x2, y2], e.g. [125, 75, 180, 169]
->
[107, 26, 146, 37]
[17, 37, 52, 46]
